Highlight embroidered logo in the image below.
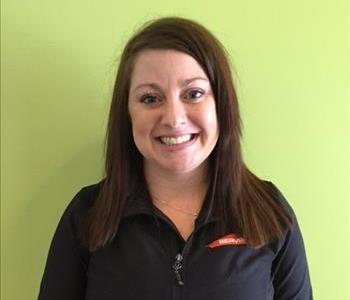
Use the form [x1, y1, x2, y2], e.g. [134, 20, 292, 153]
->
[207, 234, 247, 249]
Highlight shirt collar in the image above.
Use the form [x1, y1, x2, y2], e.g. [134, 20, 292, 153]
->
[122, 187, 220, 228]
[122, 192, 155, 218]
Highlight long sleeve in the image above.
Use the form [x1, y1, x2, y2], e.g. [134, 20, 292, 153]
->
[38, 188, 92, 300]
[269, 183, 313, 300]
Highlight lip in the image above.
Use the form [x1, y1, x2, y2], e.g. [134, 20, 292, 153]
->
[155, 132, 198, 138]
[155, 133, 199, 151]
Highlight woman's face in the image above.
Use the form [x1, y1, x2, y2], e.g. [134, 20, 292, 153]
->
[128, 49, 219, 175]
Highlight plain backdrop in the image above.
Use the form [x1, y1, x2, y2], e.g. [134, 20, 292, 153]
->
[1, 0, 349, 299]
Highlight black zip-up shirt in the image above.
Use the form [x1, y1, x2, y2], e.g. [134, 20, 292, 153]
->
[38, 181, 312, 299]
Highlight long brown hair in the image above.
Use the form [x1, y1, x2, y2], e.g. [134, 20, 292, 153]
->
[83, 17, 292, 252]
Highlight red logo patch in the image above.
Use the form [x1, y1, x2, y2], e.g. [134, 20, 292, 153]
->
[207, 234, 247, 249]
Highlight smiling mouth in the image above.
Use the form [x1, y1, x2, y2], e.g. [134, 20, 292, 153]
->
[158, 134, 197, 146]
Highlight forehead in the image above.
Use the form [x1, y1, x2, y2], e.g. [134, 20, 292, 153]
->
[129, 49, 208, 88]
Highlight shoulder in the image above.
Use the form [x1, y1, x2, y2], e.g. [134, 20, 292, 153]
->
[57, 181, 103, 244]
[263, 180, 296, 221]
[262, 180, 306, 253]
[64, 181, 102, 218]
[262, 182, 313, 297]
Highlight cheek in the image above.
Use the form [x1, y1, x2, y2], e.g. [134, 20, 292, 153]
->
[200, 104, 219, 136]
[129, 111, 153, 143]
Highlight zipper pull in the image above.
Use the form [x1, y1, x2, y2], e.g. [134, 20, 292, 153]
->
[173, 253, 184, 286]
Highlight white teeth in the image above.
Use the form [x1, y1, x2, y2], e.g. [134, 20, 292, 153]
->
[160, 134, 193, 145]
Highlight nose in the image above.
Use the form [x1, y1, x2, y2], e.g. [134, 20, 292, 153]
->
[160, 99, 187, 128]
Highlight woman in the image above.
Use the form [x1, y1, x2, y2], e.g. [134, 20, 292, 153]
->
[38, 17, 312, 299]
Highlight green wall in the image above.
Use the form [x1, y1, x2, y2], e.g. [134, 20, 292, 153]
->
[1, 0, 349, 299]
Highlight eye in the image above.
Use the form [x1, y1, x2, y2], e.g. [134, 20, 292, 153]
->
[140, 94, 158, 104]
[185, 89, 204, 101]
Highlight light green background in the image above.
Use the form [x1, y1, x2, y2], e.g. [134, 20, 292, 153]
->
[1, 0, 349, 299]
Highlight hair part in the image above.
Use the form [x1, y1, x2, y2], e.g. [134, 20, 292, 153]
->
[83, 16, 292, 252]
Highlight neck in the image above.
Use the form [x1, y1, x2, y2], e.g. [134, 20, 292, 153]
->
[144, 163, 209, 209]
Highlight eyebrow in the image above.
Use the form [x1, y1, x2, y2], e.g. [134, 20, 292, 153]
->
[132, 77, 209, 92]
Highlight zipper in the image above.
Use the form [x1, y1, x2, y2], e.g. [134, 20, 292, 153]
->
[173, 253, 184, 286]
[152, 206, 215, 299]
[172, 230, 195, 285]
[171, 240, 190, 299]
